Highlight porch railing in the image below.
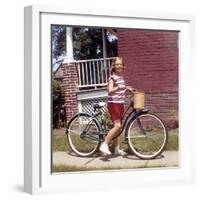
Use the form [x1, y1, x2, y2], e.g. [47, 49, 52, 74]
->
[76, 57, 116, 88]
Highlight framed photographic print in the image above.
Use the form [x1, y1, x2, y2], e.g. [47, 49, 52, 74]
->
[24, 5, 195, 194]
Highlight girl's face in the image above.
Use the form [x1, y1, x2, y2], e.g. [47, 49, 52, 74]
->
[114, 59, 124, 74]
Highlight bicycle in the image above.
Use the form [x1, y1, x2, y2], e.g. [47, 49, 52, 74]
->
[66, 91, 168, 160]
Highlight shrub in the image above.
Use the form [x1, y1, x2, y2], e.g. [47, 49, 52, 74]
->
[52, 80, 66, 128]
[168, 110, 179, 130]
[101, 109, 113, 130]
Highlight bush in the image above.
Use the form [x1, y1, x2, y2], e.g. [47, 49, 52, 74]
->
[101, 110, 113, 130]
[168, 110, 179, 130]
[52, 80, 66, 128]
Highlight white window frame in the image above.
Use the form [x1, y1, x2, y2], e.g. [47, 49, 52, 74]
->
[24, 5, 195, 194]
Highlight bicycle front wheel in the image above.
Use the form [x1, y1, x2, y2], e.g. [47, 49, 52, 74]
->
[67, 113, 101, 157]
[127, 113, 168, 159]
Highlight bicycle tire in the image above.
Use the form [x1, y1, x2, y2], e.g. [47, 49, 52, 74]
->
[66, 113, 101, 157]
[127, 113, 168, 159]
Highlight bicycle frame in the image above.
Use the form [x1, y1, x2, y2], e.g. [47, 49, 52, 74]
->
[93, 101, 147, 140]
[74, 100, 149, 143]
[67, 98, 168, 159]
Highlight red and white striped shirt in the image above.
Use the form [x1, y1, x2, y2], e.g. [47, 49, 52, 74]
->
[107, 75, 126, 104]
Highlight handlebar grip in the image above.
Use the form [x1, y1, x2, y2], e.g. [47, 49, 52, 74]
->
[126, 87, 137, 94]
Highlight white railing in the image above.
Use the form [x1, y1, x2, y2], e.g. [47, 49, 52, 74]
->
[76, 57, 116, 88]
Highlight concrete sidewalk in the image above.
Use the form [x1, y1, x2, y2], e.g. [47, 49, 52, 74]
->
[53, 151, 179, 169]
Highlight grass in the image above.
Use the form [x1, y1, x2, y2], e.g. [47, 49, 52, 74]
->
[52, 134, 68, 152]
[165, 129, 179, 151]
[52, 128, 179, 152]
[52, 163, 178, 173]
[52, 165, 122, 173]
[52, 128, 179, 173]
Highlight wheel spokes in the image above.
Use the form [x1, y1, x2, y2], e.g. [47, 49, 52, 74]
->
[67, 115, 100, 156]
[128, 114, 167, 158]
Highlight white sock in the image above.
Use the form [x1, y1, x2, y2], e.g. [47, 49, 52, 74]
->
[115, 146, 120, 151]
[102, 142, 108, 148]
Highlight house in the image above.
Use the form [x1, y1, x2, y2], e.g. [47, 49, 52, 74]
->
[54, 28, 178, 127]
[53, 64, 63, 83]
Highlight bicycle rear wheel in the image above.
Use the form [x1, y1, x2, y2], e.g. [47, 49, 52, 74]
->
[67, 113, 101, 157]
[127, 113, 168, 159]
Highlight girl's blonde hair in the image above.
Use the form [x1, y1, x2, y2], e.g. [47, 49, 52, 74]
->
[111, 57, 125, 74]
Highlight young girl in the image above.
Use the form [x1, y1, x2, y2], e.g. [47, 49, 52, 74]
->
[100, 57, 133, 155]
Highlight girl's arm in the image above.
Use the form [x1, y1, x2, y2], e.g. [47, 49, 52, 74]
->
[108, 78, 119, 94]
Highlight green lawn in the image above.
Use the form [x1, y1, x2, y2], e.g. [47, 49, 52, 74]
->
[52, 163, 178, 173]
[52, 128, 179, 173]
[52, 128, 179, 152]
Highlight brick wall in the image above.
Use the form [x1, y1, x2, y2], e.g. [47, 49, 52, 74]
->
[61, 63, 79, 122]
[118, 30, 178, 127]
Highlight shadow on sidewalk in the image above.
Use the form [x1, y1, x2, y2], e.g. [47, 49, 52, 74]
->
[67, 151, 164, 163]
[124, 154, 164, 161]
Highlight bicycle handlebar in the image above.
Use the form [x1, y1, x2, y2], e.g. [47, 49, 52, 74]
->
[125, 87, 137, 95]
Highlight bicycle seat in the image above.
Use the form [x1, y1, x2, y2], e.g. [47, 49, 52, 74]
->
[93, 102, 106, 110]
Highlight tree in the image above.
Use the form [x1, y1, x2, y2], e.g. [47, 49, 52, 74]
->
[105, 29, 118, 57]
[73, 27, 103, 60]
[51, 25, 66, 60]
[51, 26, 118, 63]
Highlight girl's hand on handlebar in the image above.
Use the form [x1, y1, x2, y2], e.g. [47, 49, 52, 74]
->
[126, 86, 136, 94]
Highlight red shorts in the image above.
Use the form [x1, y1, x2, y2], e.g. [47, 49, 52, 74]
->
[107, 103, 124, 122]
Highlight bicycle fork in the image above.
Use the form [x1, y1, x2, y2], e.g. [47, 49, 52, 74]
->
[136, 118, 147, 137]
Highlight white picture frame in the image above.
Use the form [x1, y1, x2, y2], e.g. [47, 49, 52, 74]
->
[24, 5, 195, 194]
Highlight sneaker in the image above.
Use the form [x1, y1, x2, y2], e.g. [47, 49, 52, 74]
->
[113, 148, 127, 156]
[100, 143, 111, 155]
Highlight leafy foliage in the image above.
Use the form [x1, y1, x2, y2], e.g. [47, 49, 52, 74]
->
[101, 110, 113, 130]
[51, 26, 118, 61]
[73, 27, 103, 60]
[52, 80, 65, 128]
[51, 25, 66, 59]
[52, 80, 64, 106]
